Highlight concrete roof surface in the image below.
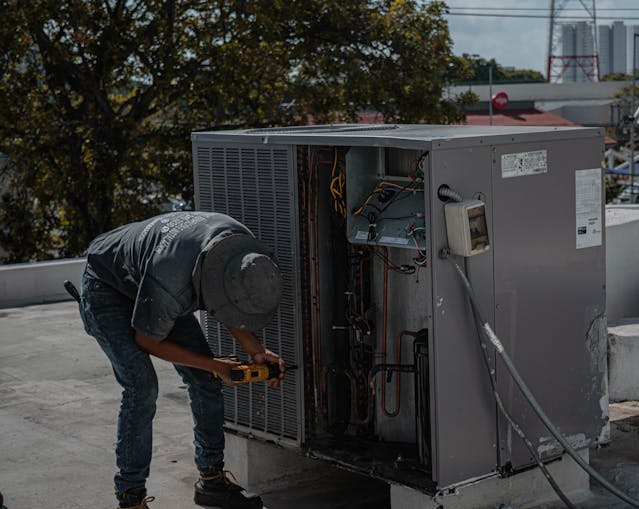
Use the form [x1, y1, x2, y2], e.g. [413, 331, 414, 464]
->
[1, 301, 638, 509]
[0, 302, 388, 509]
[606, 205, 639, 228]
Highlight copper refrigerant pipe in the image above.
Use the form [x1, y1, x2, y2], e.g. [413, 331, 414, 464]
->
[307, 149, 320, 417]
[381, 330, 420, 417]
[380, 249, 420, 417]
[313, 155, 321, 362]
[313, 154, 322, 403]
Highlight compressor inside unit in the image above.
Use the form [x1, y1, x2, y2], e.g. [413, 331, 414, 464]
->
[295, 145, 434, 489]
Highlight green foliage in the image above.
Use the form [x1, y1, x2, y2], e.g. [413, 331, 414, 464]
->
[460, 54, 545, 84]
[602, 72, 632, 82]
[0, 0, 471, 261]
[605, 174, 624, 203]
[613, 84, 639, 100]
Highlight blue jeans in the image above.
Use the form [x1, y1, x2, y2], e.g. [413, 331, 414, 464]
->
[79, 271, 225, 495]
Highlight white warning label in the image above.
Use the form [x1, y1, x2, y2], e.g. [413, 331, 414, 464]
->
[501, 150, 548, 178]
[575, 168, 602, 250]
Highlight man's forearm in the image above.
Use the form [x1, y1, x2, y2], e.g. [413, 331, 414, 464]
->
[134, 331, 228, 376]
[225, 326, 266, 357]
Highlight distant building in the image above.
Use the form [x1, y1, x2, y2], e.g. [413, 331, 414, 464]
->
[599, 21, 627, 77]
[627, 25, 639, 73]
[613, 22, 628, 74]
[562, 20, 639, 79]
[560, 22, 596, 82]
[599, 25, 611, 77]
[561, 24, 577, 83]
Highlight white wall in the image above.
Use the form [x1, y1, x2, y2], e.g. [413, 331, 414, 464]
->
[0, 208, 637, 322]
[606, 206, 639, 323]
[447, 81, 627, 103]
[538, 101, 612, 126]
[0, 258, 85, 309]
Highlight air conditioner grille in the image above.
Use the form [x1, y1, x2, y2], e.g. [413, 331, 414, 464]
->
[194, 145, 300, 441]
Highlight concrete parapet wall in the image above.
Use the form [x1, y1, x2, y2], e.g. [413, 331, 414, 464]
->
[0, 258, 85, 309]
[608, 319, 639, 402]
[606, 205, 639, 323]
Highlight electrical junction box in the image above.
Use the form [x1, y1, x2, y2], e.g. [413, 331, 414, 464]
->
[191, 124, 607, 493]
[444, 199, 490, 257]
[345, 147, 427, 250]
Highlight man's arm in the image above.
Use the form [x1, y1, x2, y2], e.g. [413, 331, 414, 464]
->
[134, 331, 240, 385]
[225, 326, 286, 388]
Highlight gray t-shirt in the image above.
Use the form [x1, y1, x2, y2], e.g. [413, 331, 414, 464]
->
[86, 211, 250, 339]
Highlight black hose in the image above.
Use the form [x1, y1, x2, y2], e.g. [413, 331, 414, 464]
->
[441, 249, 639, 508]
[437, 185, 463, 203]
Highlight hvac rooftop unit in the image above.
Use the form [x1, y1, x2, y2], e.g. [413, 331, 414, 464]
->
[191, 124, 607, 491]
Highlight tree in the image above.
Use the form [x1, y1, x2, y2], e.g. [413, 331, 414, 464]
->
[460, 54, 545, 84]
[602, 72, 634, 81]
[0, 0, 472, 262]
[0, 0, 206, 259]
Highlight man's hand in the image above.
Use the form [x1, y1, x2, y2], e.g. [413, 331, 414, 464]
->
[225, 326, 287, 388]
[252, 350, 286, 388]
[211, 357, 243, 386]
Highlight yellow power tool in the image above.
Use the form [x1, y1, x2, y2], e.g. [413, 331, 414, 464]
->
[230, 362, 298, 384]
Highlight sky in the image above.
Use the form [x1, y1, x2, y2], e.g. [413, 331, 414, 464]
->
[445, 0, 639, 73]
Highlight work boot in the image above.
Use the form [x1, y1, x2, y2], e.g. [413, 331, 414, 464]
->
[116, 487, 154, 508]
[194, 467, 263, 509]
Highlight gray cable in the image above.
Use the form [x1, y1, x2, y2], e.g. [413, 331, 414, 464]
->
[441, 249, 639, 508]
[437, 186, 463, 203]
[464, 260, 577, 508]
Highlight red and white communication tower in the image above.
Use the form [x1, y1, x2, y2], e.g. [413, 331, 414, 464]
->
[547, 0, 600, 83]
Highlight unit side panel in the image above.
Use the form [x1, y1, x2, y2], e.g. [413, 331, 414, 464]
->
[491, 137, 606, 470]
[192, 142, 303, 445]
[429, 146, 498, 486]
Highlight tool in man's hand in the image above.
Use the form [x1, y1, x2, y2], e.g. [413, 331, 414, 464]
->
[64, 280, 81, 303]
[230, 362, 298, 384]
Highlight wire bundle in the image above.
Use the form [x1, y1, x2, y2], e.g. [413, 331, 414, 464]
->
[329, 148, 346, 218]
[352, 181, 423, 217]
[407, 224, 427, 266]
